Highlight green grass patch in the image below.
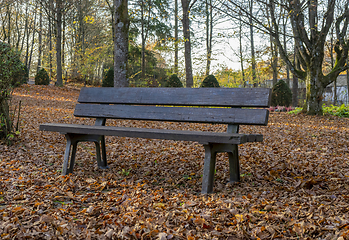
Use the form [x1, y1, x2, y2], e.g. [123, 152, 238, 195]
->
[323, 104, 349, 117]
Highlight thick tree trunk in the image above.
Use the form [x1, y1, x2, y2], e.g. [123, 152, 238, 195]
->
[181, 0, 193, 88]
[304, 71, 325, 115]
[114, 0, 129, 87]
[56, 0, 63, 86]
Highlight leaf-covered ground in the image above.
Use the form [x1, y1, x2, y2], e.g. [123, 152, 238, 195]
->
[1, 85, 349, 240]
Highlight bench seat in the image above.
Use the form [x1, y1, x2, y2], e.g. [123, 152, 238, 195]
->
[40, 123, 263, 144]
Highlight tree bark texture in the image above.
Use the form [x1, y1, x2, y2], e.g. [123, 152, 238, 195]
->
[174, 0, 178, 74]
[56, 0, 63, 86]
[249, 0, 256, 86]
[114, 0, 129, 87]
[181, 0, 193, 88]
[205, 0, 212, 76]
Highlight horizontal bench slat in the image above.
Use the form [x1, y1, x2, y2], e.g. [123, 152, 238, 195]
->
[78, 87, 271, 107]
[74, 104, 269, 125]
[39, 123, 263, 144]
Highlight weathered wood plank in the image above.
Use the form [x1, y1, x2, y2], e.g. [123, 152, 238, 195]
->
[78, 87, 272, 107]
[74, 104, 269, 125]
[39, 123, 264, 144]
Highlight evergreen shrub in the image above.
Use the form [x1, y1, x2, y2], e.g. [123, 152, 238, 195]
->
[201, 75, 220, 87]
[271, 80, 292, 107]
[102, 67, 114, 87]
[0, 41, 23, 143]
[165, 74, 183, 87]
[35, 68, 50, 85]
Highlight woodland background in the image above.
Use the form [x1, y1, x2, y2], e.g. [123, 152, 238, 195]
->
[1, 0, 347, 90]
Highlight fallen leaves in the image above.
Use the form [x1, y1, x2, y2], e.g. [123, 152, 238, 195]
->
[1, 85, 349, 239]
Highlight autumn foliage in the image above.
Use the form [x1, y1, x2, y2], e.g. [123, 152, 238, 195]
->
[1, 85, 349, 239]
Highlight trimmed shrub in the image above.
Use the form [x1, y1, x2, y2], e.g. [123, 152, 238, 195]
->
[201, 75, 220, 87]
[271, 80, 292, 107]
[102, 67, 114, 87]
[165, 74, 183, 87]
[35, 68, 50, 85]
[0, 41, 23, 143]
[12, 64, 28, 87]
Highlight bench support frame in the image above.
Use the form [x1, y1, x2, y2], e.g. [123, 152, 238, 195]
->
[201, 124, 240, 194]
[62, 118, 108, 175]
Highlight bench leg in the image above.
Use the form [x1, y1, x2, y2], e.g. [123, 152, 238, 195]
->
[202, 144, 217, 194]
[68, 142, 78, 174]
[228, 145, 240, 182]
[62, 135, 72, 175]
[100, 136, 108, 168]
[63, 134, 78, 175]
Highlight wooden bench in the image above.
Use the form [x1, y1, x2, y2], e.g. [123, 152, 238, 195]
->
[40, 87, 271, 193]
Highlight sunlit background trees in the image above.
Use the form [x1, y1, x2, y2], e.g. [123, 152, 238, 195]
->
[1, 0, 349, 113]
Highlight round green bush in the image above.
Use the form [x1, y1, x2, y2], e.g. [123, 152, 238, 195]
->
[271, 80, 292, 107]
[102, 67, 114, 87]
[13, 64, 29, 86]
[201, 75, 220, 87]
[165, 74, 183, 87]
[0, 41, 24, 142]
[35, 68, 50, 85]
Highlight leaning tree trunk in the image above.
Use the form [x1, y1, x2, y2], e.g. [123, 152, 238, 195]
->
[114, 0, 129, 87]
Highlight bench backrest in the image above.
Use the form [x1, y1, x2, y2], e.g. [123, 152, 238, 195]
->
[74, 87, 271, 126]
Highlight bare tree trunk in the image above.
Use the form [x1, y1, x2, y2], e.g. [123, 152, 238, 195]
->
[238, 14, 245, 86]
[28, 8, 37, 72]
[114, 0, 129, 87]
[283, 19, 290, 87]
[174, 0, 178, 74]
[205, 0, 212, 76]
[7, 4, 10, 45]
[37, 6, 42, 72]
[21, 2, 29, 53]
[249, 0, 256, 86]
[15, 2, 21, 49]
[48, 0, 53, 80]
[62, 11, 66, 83]
[141, 0, 145, 80]
[330, 29, 337, 105]
[292, 49, 299, 107]
[181, 0, 194, 87]
[140, 0, 151, 81]
[271, 37, 278, 86]
[56, 0, 63, 86]
[347, 58, 349, 105]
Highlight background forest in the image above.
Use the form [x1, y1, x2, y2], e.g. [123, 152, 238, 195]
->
[1, 0, 349, 111]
